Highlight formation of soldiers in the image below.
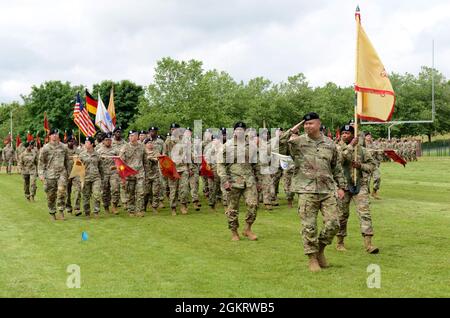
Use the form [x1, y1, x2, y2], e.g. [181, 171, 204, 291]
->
[2, 114, 423, 272]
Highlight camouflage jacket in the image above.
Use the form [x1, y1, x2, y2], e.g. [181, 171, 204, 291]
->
[366, 142, 384, 165]
[164, 137, 189, 173]
[2, 144, 15, 160]
[338, 142, 375, 188]
[97, 145, 119, 176]
[38, 141, 70, 179]
[79, 149, 103, 182]
[217, 138, 258, 189]
[279, 131, 346, 194]
[19, 149, 38, 175]
[120, 142, 145, 178]
[112, 138, 126, 152]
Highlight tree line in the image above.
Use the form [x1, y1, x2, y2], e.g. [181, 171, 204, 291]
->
[1, 57, 449, 142]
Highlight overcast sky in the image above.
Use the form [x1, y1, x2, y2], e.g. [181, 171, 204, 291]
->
[0, 0, 448, 103]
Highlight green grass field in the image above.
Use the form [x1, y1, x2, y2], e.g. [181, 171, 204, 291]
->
[1, 157, 449, 298]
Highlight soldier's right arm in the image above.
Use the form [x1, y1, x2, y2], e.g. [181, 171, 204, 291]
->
[278, 130, 293, 156]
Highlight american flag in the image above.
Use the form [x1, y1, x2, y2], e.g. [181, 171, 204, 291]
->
[74, 92, 96, 137]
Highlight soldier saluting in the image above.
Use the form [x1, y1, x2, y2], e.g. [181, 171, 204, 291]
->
[38, 129, 70, 221]
[279, 112, 346, 272]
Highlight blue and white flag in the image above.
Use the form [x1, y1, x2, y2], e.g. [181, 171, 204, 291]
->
[95, 93, 115, 133]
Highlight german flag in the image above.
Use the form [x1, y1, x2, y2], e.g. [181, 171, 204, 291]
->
[85, 90, 98, 115]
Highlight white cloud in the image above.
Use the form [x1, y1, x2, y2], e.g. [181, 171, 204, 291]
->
[0, 0, 448, 103]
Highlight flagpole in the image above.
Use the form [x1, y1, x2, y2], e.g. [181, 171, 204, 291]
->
[353, 6, 360, 186]
[10, 110, 13, 149]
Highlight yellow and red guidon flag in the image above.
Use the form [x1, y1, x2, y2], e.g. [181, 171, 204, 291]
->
[43, 111, 50, 136]
[113, 157, 138, 182]
[355, 6, 395, 122]
[158, 155, 180, 180]
[200, 156, 214, 179]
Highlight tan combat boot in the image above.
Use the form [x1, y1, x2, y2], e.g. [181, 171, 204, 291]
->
[364, 236, 380, 254]
[231, 230, 240, 241]
[336, 236, 347, 251]
[371, 191, 381, 200]
[317, 243, 329, 268]
[287, 199, 293, 209]
[242, 223, 258, 241]
[180, 204, 188, 215]
[171, 208, 177, 216]
[158, 202, 165, 209]
[265, 204, 273, 211]
[308, 254, 321, 272]
[111, 205, 119, 215]
[57, 212, 65, 221]
[136, 211, 145, 217]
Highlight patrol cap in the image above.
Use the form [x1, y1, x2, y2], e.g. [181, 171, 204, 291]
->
[148, 126, 159, 131]
[234, 121, 247, 130]
[49, 128, 60, 136]
[340, 124, 355, 134]
[170, 123, 180, 129]
[113, 126, 122, 133]
[104, 132, 113, 139]
[85, 136, 96, 144]
[303, 112, 320, 122]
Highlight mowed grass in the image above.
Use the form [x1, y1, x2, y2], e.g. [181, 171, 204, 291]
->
[0, 157, 449, 298]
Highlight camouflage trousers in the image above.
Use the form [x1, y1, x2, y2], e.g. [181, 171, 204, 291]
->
[144, 176, 161, 210]
[282, 168, 295, 201]
[259, 173, 275, 205]
[202, 175, 210, 196]
[66, 176, 81, 212]
[272, 168, 283, 202]
[298, 193, 339, 255]
[83, 178, 102, 215]
[188, 166, 200, 202]
[219, 176, 229, 206]
[4, 158, 14, 174]
[22, 173, 37, 199]
[226, 185, 258, 231]
[125, 176, 145, 214]
[102, 173, 121, 208]
[337, 185, 374, 238]
[120, 181, 128, 206]
[168, 171, 189, 208]
[44, 174, 67, 215]
[159, 173, 169, 201]
[368, 165, 381, 192]
[207, 173, 220, 206]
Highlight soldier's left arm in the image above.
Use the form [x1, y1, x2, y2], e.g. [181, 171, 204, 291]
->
[331, 146, 346, 190]
[361, 148, 376, 173]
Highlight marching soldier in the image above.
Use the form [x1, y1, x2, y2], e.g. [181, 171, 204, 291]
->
[18, 141, 38, 201]
[2, 141, 15, 174]
[279, 113, 346, 272]
[164, 123, 190, 215]
[79, 137, 103, 218]
[336, 125, 379, 254]
[97, 132, 121, 215]
[38, 129, 70, 221]
[112, 126, 127, 207]
[120, 130, 146, 217]
[143, 138, 161, 214]
[217, 121, 259, 241]
[65, 137, 82, 216]
[185, 127, 201, 211]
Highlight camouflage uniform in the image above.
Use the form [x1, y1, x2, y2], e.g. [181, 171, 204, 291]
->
[112, 138, 127, 205]
[282, 165, 296, 203]
[217, 138, 258, 231]
[120, 141, 146, 215]
[38, 141, 70, 216]
[2, 144, 15, 174]
[336, 142, 376, 239]
[18, 148, 38, 200]
[164, 136, 190, 209]
[66, 146, 81, 213]
[97, 143, 121, 210]
[366, 141, 383, 193]
[203, 138, 222, 208]
[279, 131, 345, 255]
[255, 139, 276, 207]
[144, 138, 161, 210]
[79, 149, 102, 215]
